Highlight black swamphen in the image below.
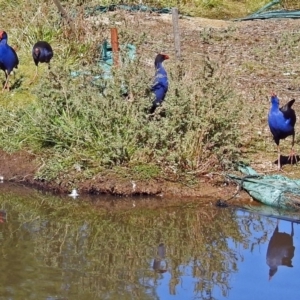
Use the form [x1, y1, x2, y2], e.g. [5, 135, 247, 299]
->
[149, 53, 169, 114]
[0, 30, 19, 91]
[32, 41, 53, 81]
[268, 93, 296, 170]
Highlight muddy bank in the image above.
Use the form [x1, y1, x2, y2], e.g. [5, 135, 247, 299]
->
[0, 149, 249, 201]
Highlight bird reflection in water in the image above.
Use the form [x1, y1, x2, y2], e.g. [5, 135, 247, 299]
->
[266, 220, 295, 280]
[153, 243, 167, 273]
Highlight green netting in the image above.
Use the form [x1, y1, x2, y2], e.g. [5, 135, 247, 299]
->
[84, 4, 172, 17]
[228, 164, 300, 209]
[83, 2, 300, 20]
[238, 0, 300, 20]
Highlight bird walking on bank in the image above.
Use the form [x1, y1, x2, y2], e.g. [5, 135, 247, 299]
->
[32, 41, 53, 81]
[149, 53, 169, 114]
[0, 30, 19, 91]
[268, 93, 297, 170]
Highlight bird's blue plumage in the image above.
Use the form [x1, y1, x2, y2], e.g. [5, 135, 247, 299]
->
[151, 64, 168, 103]
[150, 54, 169, 113]
[268, 95, 296, 145]
[0, 31, 18, 76]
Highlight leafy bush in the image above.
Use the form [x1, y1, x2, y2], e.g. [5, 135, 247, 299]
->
[0, 0, 246, 181]
[0, 50, 242, 180]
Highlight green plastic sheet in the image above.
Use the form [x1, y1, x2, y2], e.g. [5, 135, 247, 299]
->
[228, 165, 300, 209]
[238, 0, 300, 21]
[85, 4, 172, 17]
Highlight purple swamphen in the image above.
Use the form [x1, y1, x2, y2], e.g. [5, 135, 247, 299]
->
[32, 41, 53, 81]
[149, 53, 169, 114]
[266, 220, 294, 280]
[268, 93, 296, 170]
[152, 243, 167, 273]
[0, 30, 19, 91]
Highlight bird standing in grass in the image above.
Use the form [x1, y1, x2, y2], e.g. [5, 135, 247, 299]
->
[0, 30, 19, 91]
[268, 93, 297, 170]
[32, 41, 53, 81]
[149, 53, 169, 114]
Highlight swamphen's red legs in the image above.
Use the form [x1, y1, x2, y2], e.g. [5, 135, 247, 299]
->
[2, 72, 10, 91]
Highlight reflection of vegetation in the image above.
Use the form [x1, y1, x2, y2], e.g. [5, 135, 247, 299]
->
[0, 189, 272, 299]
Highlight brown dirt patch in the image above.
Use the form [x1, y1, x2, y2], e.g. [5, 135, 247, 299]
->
[0, 149, 251, 202]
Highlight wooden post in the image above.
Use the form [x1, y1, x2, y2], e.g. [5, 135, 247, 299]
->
[111, 28, 119, 67]
[172, 8, 181, 60]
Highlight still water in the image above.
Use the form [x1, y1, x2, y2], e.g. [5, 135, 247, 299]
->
[0, 183, 299, 300]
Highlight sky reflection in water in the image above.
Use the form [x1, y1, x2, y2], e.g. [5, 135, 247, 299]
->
[149, 209, 300, 300]
[0, 186, 300, 300]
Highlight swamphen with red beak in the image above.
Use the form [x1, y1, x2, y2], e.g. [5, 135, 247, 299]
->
[268, 93, 296, 170]
[0, 30, 19, 91]
[149, 53, 169, 114]
[32, 41, 53, 81]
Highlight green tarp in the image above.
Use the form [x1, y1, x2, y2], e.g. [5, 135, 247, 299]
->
[238, 0, 300, 20]
[84, 1, 300, 21]
[228, 165, 300, 209]
[70, 41, 136, 87]
[85, 4, 172, 17]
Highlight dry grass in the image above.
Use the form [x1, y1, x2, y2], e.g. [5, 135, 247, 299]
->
[281, 0, 300, 9]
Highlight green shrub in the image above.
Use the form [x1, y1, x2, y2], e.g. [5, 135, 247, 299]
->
[0, 50, 242, 180]
[0, 0, 248, 181]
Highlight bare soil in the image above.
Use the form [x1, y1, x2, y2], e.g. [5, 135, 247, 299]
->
[0, 149, 245, 201]
[2, 13, 300, 201]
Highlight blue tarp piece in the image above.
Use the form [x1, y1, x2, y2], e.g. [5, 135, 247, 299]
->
[237, 0, 300, 21]
[99, 40, 136, 80]
[70, 41, 136, 85]
[227, 164, 300, 209]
